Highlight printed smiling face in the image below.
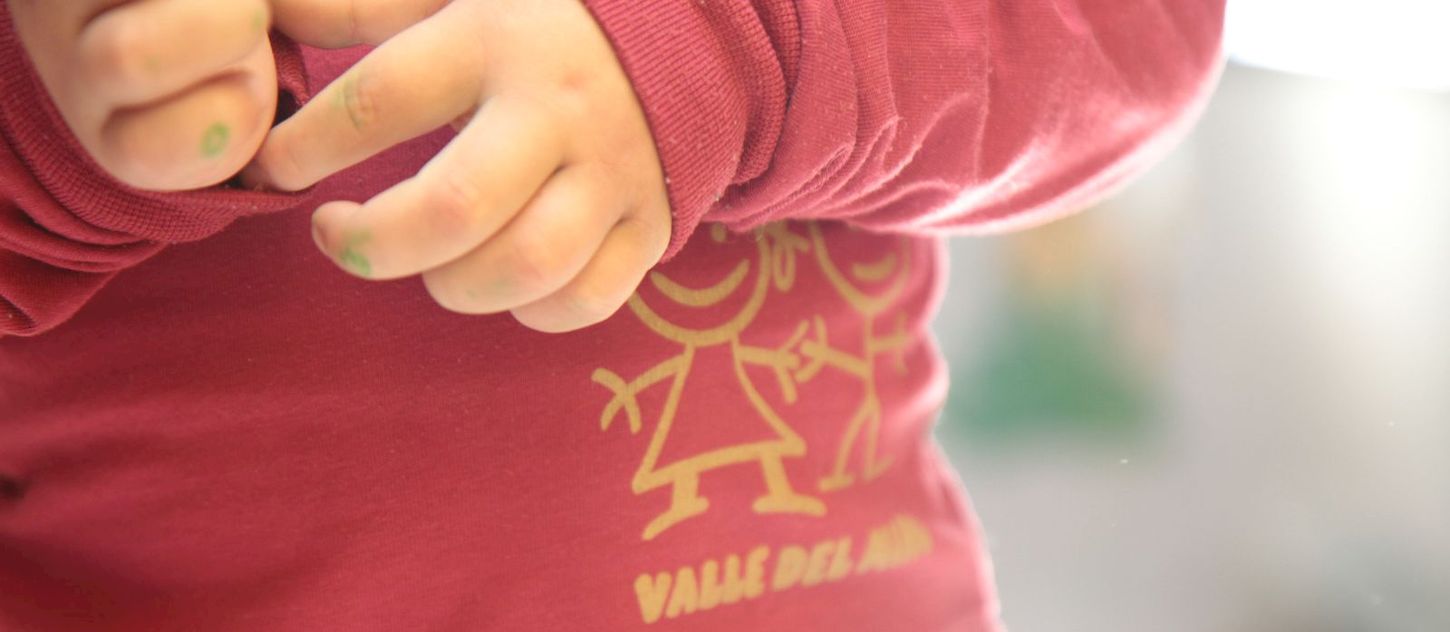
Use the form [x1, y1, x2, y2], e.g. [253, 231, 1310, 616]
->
[806, 223, 912, 317]
[625, 224, 774, 347]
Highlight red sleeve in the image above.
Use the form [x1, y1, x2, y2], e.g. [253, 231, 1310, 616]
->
[0, 7, 313, 337]
[583, 0, 1226, 259]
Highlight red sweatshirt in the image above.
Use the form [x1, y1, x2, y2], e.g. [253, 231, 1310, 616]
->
[0, 2, 1223, 630]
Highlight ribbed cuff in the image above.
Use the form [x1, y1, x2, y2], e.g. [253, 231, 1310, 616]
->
[580, 0, 753, 261]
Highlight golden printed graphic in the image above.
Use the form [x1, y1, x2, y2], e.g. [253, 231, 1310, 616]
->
[796, 222, 912, 491]
[594, 222, 914, 540]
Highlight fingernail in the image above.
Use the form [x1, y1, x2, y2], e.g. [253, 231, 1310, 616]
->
[310, 218, 326, 251]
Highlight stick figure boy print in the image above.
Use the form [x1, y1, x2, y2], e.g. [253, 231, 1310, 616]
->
[594, 224, 826, 541]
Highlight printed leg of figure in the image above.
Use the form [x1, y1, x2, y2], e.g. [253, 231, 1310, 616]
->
[752, 454, 826, 516]
[819, 403, 870, 491]
[642, 471, 711, 541]
[862, 399, 892, 481]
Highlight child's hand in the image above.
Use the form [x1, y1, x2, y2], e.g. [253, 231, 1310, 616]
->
[6, 0, 279, 191]
[247, 0, 671, 333]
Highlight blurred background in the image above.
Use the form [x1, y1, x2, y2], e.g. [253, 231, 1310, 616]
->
[933, 1, 1450, 630]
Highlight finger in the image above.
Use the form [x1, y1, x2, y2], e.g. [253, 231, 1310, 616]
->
[97, 48, 275, 190]
[245, 10, 482, 191]
[421, 166, 620, 315]
[269, 0, 451, 49]
[509, 210, 670, 333]
[311, 95, 566, 280]
[80, 0, 272, 105]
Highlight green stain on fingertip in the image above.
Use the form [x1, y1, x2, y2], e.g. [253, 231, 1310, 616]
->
[340, 248, 372, 278]
[200, 123, 230, 158]
[337, 232, 373, 278]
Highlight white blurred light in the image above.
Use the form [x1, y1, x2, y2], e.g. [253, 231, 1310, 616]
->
[1227, 0, 1450, 91]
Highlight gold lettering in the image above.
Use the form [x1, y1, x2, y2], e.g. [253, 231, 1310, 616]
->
[801, 539, 836, 587]
[856, 525, 892, 575]
[635, 517, 932, 624]
[896, 514, 934, 562]
[665, 566, 699, 619]
[699, 559, 722, 610]
[745, 545, 770, 599]
[720, 554, 746, 605]
[634, 572, 672, 624]
[885, 519, 906, 568]
[771, 545, 808, 591]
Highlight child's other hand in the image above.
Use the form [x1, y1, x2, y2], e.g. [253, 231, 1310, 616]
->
[6, 0, 279, 191]
[247, 0, 671, 333]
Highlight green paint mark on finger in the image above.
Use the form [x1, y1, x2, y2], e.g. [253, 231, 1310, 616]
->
[334, 73, 367, 130]
[251, 8, 267, 34]
[338, 232, 373, 278]
[200, 123, 230, 158]
[340, 249, 372, 277]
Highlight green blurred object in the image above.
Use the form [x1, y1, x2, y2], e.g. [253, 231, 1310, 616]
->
[946, 283, 1152, 441]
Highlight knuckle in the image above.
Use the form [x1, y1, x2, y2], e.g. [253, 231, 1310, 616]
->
[338, 70, 384, 133]
[548, 72, 593, 120]
[85, 22, 147, 89]
[426, 173, 486, 234]
[501, 233, 571, 296]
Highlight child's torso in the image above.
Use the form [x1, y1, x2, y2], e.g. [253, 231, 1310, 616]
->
[0, 48, 999, 632]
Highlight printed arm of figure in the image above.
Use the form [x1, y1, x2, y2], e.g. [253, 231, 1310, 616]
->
[795, 315, 868, 384]
[0, 8, 311, 337]
[866, 314, 910, 374]
[581, 0, 1228, 259]
[735, 319, 811, 404]
[592, 355, 688, 434]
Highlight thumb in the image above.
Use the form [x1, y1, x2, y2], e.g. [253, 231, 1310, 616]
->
[267, 0, 451, 49]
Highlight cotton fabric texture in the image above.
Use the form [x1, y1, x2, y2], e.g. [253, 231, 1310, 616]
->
[0, 2, 1224, 629]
